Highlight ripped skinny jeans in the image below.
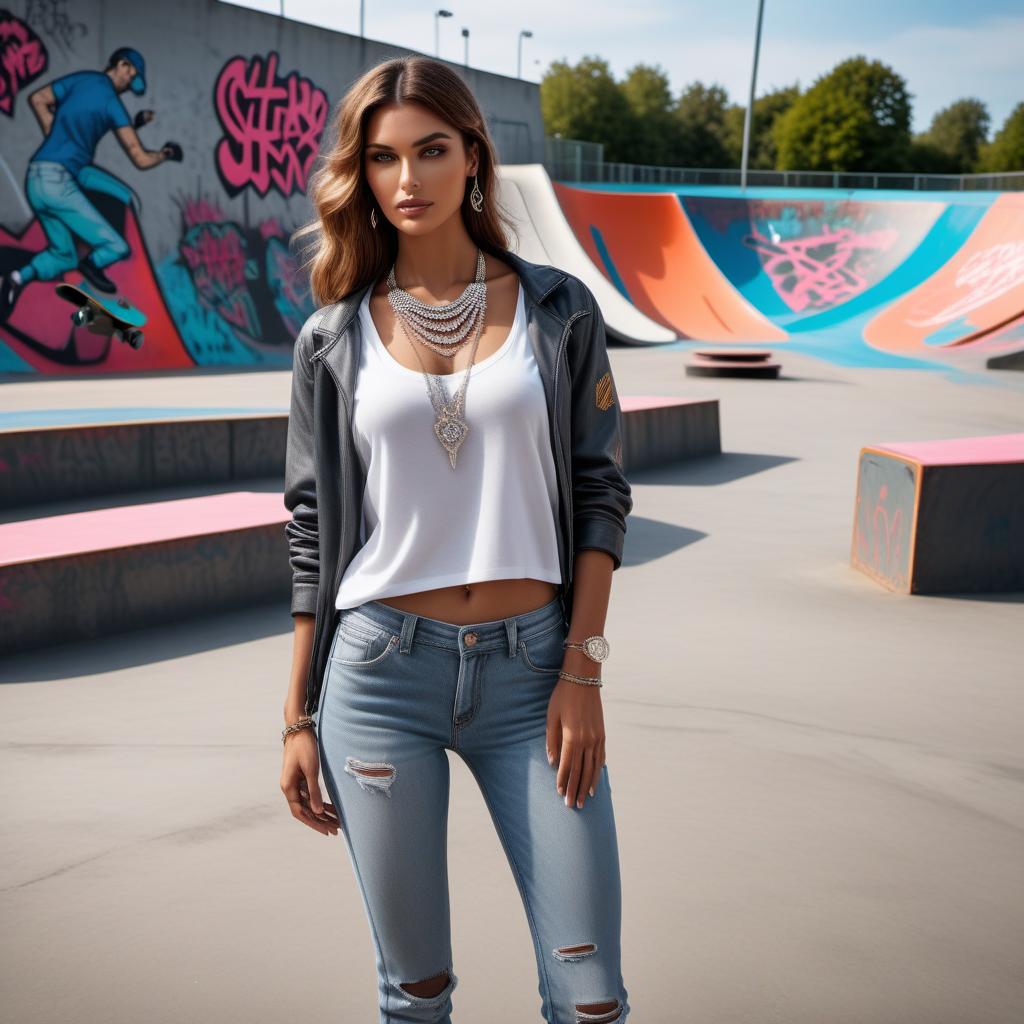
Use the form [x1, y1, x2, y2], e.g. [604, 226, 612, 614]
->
[312, 594, 630, 1024]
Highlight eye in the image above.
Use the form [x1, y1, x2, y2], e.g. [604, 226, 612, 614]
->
[369, 146, 446, 163]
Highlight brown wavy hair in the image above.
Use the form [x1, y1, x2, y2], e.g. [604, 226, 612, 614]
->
[293, 55, 518, 306]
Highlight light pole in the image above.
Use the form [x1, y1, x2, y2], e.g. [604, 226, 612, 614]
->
[434, 9, 452, 58]
[359, 0, 364, 37]
[740, 0, 766, 191]
[517, 29, 532, 79]
[462, 27, 469, 66]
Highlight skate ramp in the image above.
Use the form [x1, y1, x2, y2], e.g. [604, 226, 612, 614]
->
[552, 183, 787, 342]
[497, 165, 677, 345]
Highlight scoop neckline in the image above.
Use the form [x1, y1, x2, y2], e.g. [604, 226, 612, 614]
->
[360, 280, 524, 379]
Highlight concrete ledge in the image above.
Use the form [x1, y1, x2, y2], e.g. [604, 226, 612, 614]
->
[0, 415, 287, 511]
[620, 396, 721, 471]
[3, 397, 721, 509]
[987, 349, 1024, 370]
[850, 433, 1024, 594]
[0, 492, 290, 656]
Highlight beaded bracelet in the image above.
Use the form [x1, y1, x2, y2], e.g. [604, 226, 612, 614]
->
[282, 715, 314, 744]
[558, 669, 603, 687]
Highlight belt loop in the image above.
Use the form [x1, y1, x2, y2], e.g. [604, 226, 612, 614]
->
[505, 616, 517, 658]
[399, 613, 418, 654]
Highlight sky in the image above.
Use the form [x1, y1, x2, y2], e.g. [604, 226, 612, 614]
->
[226, 0, 1023, 139]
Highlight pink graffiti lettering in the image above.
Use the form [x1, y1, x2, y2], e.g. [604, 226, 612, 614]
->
[746, 225, 898, 312]
[0, 12, 49, 116]
[214, 52, 328, 198]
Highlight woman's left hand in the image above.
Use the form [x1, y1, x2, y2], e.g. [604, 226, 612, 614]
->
[546, 664, 606, 810]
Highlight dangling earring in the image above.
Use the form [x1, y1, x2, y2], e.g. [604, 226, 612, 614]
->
[370, 205, 378, 229]
[469, 172, 484, 213]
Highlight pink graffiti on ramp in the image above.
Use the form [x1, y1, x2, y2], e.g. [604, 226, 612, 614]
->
[747, 224, 899, 313]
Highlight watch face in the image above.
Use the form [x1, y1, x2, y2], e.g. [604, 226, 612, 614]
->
[584, 636, 610, 662]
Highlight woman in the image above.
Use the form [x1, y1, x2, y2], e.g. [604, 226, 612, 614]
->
[280, 55, 632, 1024]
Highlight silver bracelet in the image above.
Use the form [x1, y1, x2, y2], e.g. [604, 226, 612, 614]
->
[558, 669, 603, 688]
[282, 716, 314, 744]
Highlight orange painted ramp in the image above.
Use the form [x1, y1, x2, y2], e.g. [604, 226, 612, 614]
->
[864, 193, 1024, 354]
[552, 183, 787, 343]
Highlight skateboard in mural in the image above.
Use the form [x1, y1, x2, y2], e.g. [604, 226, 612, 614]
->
[55, 281, 147, 350]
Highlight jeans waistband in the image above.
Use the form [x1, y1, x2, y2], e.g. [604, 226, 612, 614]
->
[339, 594, 567, 656]
[28, 161, 70, 175]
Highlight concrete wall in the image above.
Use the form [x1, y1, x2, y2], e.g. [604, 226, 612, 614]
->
[0, 0, 544, 374]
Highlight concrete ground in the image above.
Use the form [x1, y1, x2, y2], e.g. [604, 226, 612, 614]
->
[2, 348, 1023, 1023]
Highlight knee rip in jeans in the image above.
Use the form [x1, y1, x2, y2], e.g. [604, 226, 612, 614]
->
[399, 968, 456, 1003]
[552, 941, 598, 963]
[573, 1000, 622, 1023]
[552, 944, 622, 1023]
[344, 756, 397, 796]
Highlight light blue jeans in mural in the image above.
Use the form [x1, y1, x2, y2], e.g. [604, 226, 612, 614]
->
[312, 594, 630, 1024]
[20, 161, 129, 282]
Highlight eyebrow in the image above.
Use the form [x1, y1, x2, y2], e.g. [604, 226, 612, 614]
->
[365, 131, 452, 151]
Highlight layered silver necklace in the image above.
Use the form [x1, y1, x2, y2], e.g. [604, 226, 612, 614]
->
[386, 248, 487, 469]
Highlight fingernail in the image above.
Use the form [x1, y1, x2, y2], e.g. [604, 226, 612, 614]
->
[565, 793, 570, 806]
[589, 787, 594, 797]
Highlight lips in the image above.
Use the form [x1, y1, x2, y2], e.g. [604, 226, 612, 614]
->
[397, 200, 432, 209]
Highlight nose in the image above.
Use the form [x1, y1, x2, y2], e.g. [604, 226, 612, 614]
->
[399, 157, 419, 192]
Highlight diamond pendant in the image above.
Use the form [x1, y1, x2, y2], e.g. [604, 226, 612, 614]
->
[434, 403, 468, 468]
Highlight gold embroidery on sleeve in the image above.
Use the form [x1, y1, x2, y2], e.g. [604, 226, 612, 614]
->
[595, 371, 615, 411]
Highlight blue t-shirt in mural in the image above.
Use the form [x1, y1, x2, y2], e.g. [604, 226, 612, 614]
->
[31, 71, 132, 178]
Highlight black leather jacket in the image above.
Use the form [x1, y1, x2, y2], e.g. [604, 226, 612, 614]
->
[284, 249, 633, 717]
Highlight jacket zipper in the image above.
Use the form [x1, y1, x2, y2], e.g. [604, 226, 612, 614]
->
[304, 343, 350, 715]
[553, 309, 588, 590]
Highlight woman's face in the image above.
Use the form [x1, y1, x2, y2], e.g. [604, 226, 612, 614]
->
[363, 101, 478, 235]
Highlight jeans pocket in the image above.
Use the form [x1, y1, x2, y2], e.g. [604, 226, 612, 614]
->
[518, 623, 567, 675]
[330, 622, 400, 669]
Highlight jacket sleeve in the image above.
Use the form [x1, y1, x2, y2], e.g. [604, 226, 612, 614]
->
[567, 285, 633, 570]
[283, 314, 322, 616]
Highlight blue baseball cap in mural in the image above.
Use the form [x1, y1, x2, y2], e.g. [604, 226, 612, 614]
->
[109, 47, 146, 95]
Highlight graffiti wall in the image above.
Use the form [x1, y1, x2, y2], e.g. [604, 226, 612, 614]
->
[0, 0, 544, 375]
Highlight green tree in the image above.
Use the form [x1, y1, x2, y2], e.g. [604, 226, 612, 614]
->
[774, 56, 913, 171]
[976, 102, 1024, 172]
[914, 98, 990, 172]
[619, 63, 676, 165]
[672, 82, 732, 167]
[722, 84, 800, 169]
[540, 56, 634, 162]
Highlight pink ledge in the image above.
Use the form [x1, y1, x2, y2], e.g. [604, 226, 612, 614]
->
[0, 491, 289, 567]
[870, 433, 1024, 466]
[620, 395, 709, 412]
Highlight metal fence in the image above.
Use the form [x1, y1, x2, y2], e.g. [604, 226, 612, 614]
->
[542, 138, 1024, 191]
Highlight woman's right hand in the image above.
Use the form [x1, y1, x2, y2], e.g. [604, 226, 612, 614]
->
[280, 729, 341, 836]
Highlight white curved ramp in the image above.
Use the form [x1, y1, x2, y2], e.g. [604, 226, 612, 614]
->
[497, 163, 678, 345]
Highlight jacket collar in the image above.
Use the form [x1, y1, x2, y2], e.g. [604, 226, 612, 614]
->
[310, 248, 567, 358]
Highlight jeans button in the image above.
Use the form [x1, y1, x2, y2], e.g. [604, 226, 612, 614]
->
[464, 632, 478, 646]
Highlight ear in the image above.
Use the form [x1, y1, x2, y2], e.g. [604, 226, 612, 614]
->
[467, 140, 479, 176]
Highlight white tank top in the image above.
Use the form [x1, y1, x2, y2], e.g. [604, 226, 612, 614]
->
[334, 279, 562, 610]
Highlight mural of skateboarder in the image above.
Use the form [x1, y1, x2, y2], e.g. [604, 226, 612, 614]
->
[0, 47, 183, 323]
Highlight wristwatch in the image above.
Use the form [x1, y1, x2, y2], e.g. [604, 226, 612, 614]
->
[563, 635, 610, 663]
